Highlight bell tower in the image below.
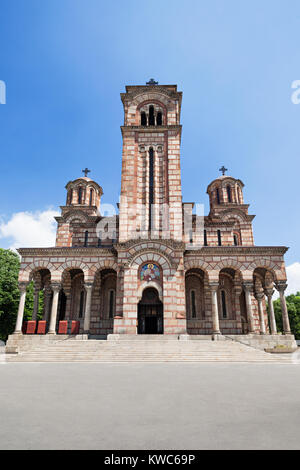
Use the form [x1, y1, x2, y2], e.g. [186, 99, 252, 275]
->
[118, 80, 183, 242]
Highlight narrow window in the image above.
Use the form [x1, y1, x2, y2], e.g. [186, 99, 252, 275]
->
[149, 147, 154, 230]
[157, 111, 162, 125]
[84, 230, 88, 247]
[221, 290, 227, 318]
[149, 105, 155, 125]
[78, 187, 82, 204]
[89, 188, 94, 206]
[79, 290, 85, 318]
[141, 111, 147, 126]
[67, 189, 73, 205]
[189, 229, 193, 244]
[233, 234, 238, 246]
[98, 236, 102, 247]
[216, 188, 220, 204]
[109, 289, 115, 318]
[204, 229, 208, 246]
[191, 290, 196, 318]
[227, 185, 232, 203]
[217, 230, 222, 246]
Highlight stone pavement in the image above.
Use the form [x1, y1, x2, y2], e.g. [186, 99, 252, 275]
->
[0, 363, 299, 450]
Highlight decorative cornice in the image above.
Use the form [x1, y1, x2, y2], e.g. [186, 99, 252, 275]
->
[115, 239, 185, 251]
[121, 125, 181, 134]
[18, 247, 115, 256]
[184, 246, 288, 255]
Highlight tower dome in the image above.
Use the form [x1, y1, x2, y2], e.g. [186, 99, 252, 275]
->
[65, 171, 103, 211]
[206, 173, 244, 210]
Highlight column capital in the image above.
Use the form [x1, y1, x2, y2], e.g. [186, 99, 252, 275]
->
[84, 282, 93, 291]
[275, 281, 287, 293]
[18, 282, 28, 293]
[243, 282, 253, 292]
[51, 282, 61, 293]
[264, 288, 275, 298]
[255, 292, 264, 301]
[209, 282, 219, 292]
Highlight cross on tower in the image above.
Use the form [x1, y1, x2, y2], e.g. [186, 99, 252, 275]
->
[219, 166, 228, 176]
[146, 78, 158, 85]
[82, 168, 91, 178]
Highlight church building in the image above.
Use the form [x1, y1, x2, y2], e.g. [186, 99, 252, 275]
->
[10, 81, 295, 350]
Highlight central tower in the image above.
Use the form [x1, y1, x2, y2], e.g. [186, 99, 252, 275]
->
[118, 81, 183, 242]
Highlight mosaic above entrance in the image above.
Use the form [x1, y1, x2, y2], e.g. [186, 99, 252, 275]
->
[140, 263, 161, 282]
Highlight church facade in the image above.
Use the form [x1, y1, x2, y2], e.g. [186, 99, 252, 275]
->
[12, 82, 294, 346]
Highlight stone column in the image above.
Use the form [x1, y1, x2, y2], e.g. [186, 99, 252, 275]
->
[48, 283, 61, 334]
[265, 288, 277, 335]
[255, 292, 266, 335]
[83, 282, 93, 334]
[275, 282, 291, 334]
[234, 286, 242, 332]
[14, 282, 28, 334]
[243, 282, 255, 333]
[210, 283, 221, 335]
[43, 286, 52, 322]
[32, 285, 40, 321]
[64, 290, 71, 320]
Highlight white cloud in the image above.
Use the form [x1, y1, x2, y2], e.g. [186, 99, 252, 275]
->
[0, 209, 60, 250]
[286, 262, 300, 296]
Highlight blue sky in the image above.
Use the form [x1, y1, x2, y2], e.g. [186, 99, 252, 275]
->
[0, 0, 299, 271]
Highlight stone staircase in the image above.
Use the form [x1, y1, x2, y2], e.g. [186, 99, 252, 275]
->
[5, 336, 295, 363]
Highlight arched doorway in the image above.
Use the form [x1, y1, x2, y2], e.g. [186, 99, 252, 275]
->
[138, 287, 163, 334]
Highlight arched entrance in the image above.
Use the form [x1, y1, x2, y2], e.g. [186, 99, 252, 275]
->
[138, 287, 163, 334]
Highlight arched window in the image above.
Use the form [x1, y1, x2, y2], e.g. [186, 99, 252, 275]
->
[237, 186, 242, 204]
[141, 111, 147, 126]
[227, 185, 232, 203]
[233, 232, 241, 246]
[89, 188, 94, 206]
[157, 112, 162, 125]
[217, 230, 222, 246]
[216, 188, 220, 204]
[108, 289, 115, 318]
[221, 290, 227, 318]
[67, 189, 73, 205]
[190, 289, 196, 318]
[204, 229, 208, 246]
[149, 105, 155, 125]
[78, 187, 83, 204]
[79, 290, 85, 318]
[149, 147, 154, 230]
[84, 230, 88, 247]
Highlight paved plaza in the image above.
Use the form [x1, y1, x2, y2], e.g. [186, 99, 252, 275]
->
[0, 362, 299, 450]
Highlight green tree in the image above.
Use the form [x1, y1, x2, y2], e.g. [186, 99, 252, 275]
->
[273, 292, 300, 340]
[0, 249, 21, 341]
[0, 248, 44, 341]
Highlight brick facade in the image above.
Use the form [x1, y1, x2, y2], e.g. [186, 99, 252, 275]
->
[13, 82, 293, 340]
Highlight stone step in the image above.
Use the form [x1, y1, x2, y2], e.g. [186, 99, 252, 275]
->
[5, 338, 294, 363]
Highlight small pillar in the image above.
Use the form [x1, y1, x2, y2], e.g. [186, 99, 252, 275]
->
[83, 282, 93, 334]
[265, 288, 277, 335]
[255, 292, 266, 335]
[14, 282, 28, 334]
[243, 282, 255, 333]
[210, 282, 221, 335]
[48, 283, 61, 334]
[275, 282, 291, 334]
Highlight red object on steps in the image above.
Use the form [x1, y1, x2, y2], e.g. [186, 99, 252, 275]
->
[58, 321, 68, 334]
[71, 320, 80, 335]
[26, 321, 37, 334]
[37, 321, 47, 335]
